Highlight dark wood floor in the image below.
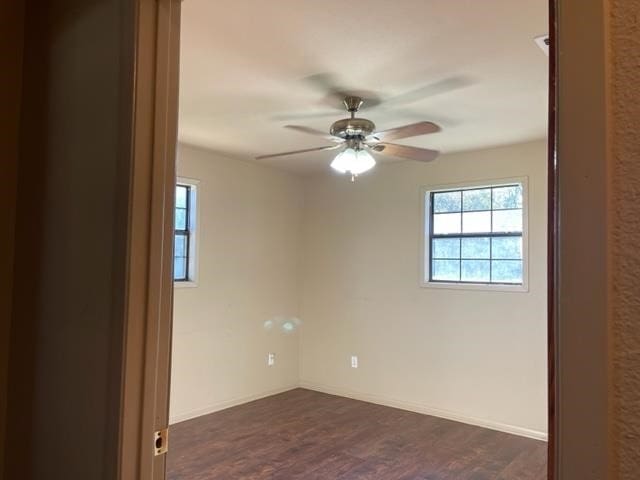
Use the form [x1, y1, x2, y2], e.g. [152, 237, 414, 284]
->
[167, 388, 546, 480]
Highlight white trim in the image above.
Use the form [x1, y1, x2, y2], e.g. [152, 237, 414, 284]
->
[169, 382, 548, 441]
[173, 280, 197, 289]
[169, 385, 299, 425]
[175, 176, 200, 286]
[423, 281, 528, 293]
[419, 176, 530, 293]
[299, 381, 548, 442]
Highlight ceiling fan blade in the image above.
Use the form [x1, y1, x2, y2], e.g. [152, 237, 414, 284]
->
[256, 144, 342, 160]
[382, 76, 475, 107]
[285, 125, 344, 143]
[367, 142, 440, 163]
[368, 121, 441, 143]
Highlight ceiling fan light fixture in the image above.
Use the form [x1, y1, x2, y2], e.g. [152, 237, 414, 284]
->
[352, 149, 376, 174]
[329, 148, 355, 173]
[257, 95, 441, 170]
[330, 148, 376, 175]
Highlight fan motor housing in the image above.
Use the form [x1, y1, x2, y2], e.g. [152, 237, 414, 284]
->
[330, 117, 376, 139]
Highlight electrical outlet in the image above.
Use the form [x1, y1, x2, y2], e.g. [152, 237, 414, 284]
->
[350, 355, 358, 368]
[267, 353, 275, 366]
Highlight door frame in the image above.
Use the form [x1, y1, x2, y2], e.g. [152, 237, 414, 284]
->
[119, 0, 613, 478]
[547, 1, 557, 478]
[0, 1, 26, 474]
[118, 0, 181, 479]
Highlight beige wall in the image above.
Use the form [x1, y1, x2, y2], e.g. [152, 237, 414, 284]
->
[299, 141, 548, 438]
[171, 142, 547, 436]
[170, 144, 304, 423]
[609, 0, 640, 477]
[172, 141, 548, 436]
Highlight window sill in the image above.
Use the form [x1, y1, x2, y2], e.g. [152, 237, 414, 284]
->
[174, 281, 198, 289]
[420, 280, 528, 293]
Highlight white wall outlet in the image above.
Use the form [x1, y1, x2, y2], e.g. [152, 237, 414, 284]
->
[267, 353, 276, 366]
[350, 355, 358, 368]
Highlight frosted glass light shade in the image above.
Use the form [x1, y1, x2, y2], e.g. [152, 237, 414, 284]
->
[330, 148, 356, 173]
[330, 148, 376, 175]
[352, 149, 376, 174]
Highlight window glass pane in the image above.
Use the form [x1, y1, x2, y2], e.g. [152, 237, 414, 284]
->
[175, 183, 195, 283]
[174, 256, 187, 280]
[461, 237, 490, 259]
[492, 185, 522, 209]
[176, 185, 188, 208]
[432, 238, 460, 259]
[433, 213, 461, 234]
[462, 188, 491, 211]
[431, 238, 460, 258]
[175, 208, 187, 230]
[427, 183, 526, 286]
[491, 260, 523, 283]
[432, 260, 460, 281]
[433, 191, 461, 213]
[174, 233, 187, 257]
[462, 211, 491, 233]
[492, 209, 522, 233]
[492, 237, 522, 260]
[461, 260, 490, 282]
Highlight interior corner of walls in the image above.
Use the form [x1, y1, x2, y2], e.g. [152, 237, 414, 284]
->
[297, 140, 548, 446]
[171, 145, 306, 422]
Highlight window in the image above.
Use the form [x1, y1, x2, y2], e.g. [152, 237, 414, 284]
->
[174, 180, 198, 284]
[423, 180, 527, 288]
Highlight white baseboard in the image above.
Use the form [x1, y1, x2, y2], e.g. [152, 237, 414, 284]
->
[169, 385, 299, 425]
[170, 382, 548, 442]
[299, 381, 548, 442]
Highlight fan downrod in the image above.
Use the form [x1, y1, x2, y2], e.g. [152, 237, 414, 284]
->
[343, 95, 364, 114]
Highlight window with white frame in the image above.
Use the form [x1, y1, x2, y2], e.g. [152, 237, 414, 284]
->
[423, 181, 526, 287]
[174, 180, 198, 284]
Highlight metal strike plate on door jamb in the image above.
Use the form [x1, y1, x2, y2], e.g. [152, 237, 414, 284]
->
[154, 428, 169, 456]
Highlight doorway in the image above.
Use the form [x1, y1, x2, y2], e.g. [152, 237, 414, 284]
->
[167, 2, 551, 479]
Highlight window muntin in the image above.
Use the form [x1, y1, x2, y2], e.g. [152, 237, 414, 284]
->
[427, 184, 524, 285]
[174, 184, 191, 282]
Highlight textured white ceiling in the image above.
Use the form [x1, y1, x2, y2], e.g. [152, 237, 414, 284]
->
[179, 0, 548, 174]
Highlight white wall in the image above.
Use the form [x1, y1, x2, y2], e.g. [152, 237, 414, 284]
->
[299, 140, 548, 438]
[170, 140, 547, 439]
[170, 144, 303, 423]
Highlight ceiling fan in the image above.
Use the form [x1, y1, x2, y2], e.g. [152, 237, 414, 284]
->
[256, 95, 441, 181]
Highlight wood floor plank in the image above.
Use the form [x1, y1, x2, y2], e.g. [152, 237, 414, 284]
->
[167, 388, 547, 479]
